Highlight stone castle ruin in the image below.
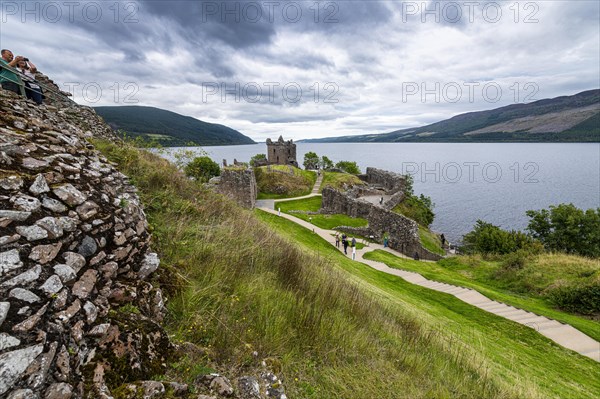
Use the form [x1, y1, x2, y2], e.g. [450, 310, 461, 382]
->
[266, 136, 297, 167]
[321, 168, 443, 261]
[214, 167, 258, 209]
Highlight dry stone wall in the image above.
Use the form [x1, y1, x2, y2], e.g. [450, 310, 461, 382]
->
[0, 90, 171, 398]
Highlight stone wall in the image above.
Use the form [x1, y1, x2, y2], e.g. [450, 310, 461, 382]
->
[365, 167, 408, 194]
[321, 187, 442, 261]
[0, 90, 171, 398]
[216, 167, 258, 209]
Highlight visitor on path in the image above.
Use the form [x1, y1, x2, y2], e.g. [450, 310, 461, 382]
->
[379, 196, 384, 205]
[351, 237, 356, 248]
[383, 236, 389, 248]
[413, 251, 420, 261]
[342, 234, 348, 254]
[16, 58, 42, 104]
[0, 49, 24, 94]
[440, 234, 446, 248]
[335, 232, 340, 248]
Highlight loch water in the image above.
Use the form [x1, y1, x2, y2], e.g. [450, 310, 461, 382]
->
[161, 143, 600, 244]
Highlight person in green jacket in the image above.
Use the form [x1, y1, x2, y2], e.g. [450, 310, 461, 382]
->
[0, 49, 25, 94]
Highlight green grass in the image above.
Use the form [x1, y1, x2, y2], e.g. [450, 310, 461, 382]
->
[275, 196, 368, 230]
[94, 139, 599, 399]
[418, 225, 445, 255]
[258, 210, 600, 399]
[255, 165, 316, 199]
[319, 171, 365, 193]
[363, 250, 600, 342]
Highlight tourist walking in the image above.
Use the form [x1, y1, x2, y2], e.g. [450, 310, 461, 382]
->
[440, 233, 446, 248]
[335, 232, 340, 248]
[351, 237, 356, 248]
[383, 236, 389, 248]
[342, 233, 348, 254]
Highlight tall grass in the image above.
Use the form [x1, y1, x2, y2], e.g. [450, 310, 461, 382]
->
[93, 140, 563, 398]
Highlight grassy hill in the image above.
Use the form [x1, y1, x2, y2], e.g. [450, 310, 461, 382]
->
[93, 139, 599, 398]
[255, 165, 316, 199]
[94, 106, 255, 146]
[304, 89, 600, 143]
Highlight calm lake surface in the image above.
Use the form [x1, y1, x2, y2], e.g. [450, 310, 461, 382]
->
[161, 143, 600, 244]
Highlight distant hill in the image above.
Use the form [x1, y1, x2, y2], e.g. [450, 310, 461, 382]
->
[94, 106, 256, 146]
[303, 89, 600, 143]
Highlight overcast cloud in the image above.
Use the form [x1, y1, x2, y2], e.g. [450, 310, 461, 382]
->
[1, 0, 598, 141]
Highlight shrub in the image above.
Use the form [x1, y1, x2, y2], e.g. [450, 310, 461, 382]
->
[393, 194, 435, 227]
[184, 156, 220, 183]
[500, 249, 530, 270]
[335, 161, 361, 175]
[250, 153, 267, 166]
[462, 220, 540, 255]
[546, 280, 600, 315]
[526, 204, 600, 258]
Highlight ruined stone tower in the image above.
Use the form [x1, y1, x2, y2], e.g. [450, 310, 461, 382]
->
[266, 136, 298, 167]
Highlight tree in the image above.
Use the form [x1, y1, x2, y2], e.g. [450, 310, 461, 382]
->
[250, 153, 267, 167]
[335, 161, 361, 175]
[320, 155, 334, 170]
[184, 156, 221, 183]
[526, 204, 600, 257]
[303, 151, 320, 170]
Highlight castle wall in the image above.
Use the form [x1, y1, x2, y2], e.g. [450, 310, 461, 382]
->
[321, 187, 442, 261]
[216, 168, 258, 209]
[365, 167, 408, 193]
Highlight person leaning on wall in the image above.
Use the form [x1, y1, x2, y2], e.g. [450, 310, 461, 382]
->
[0, 49, 25, 94]
[15, 57, 43, 104]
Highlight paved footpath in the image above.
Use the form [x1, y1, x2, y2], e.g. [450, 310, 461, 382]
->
[257, 206, 600, 362]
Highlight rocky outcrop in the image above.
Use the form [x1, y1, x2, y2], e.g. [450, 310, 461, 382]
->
[0, 90, 170, 398]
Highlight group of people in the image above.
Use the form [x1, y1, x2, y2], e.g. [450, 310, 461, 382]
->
[0, 49, 43, 104]
[335, 233, 356, 255]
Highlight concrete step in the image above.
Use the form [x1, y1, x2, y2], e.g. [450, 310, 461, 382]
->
[517, 316, 548, 326]
[536, 320, 564, 331]
[508, 312, 539, 322]
[424, 282, 448, 291]
[438, 284, 459, 292]
[494, 307, 521, 316]
[420, 280, 443, 288]
[503, 311, 533, 321]
[444, 286, 467, 295]
[478, 302, 507, 311]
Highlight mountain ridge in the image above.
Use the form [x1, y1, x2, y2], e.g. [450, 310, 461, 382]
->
[302, 89, 600, 143]
[94, 105, 256, 146]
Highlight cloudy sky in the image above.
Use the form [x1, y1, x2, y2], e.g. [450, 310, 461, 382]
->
[1, 0, 598, 141]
